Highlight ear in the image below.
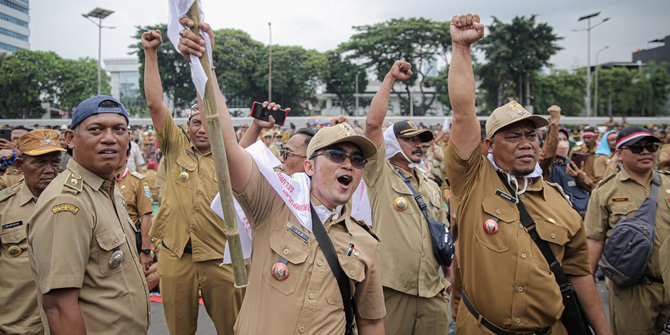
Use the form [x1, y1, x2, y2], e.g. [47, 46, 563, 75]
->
[304, 159, 315, 177]
[615, 149, 622, 159]
[485, 138, 493, 149]
[64, 130, 75, 150]
[14, 157, 23, 172]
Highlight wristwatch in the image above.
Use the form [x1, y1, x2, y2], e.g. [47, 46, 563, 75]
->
[141, 249, 152, 256]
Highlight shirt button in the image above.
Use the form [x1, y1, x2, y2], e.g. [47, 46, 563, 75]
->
[550, 233, 557, 239]
[496, 210, 501, 215]
[308, 292, 315, 300]
[519, 224, 524, 229]
[350, 270, 356, 277]
[285, 223, 291, 228]
[317, 260, 323, 266]
[521, 253, 527, 259]
[517, 286, 524, 292]
[515, 318, 521, 324]
[283, 249, 289, 255]
[298, 326, 305, 333]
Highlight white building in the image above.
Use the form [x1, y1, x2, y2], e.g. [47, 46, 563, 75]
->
[104, 57, 142, 107]
[0, 0, 30, 53]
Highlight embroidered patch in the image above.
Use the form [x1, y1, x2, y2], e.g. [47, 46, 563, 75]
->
[611, 198, 629, 202]
[1, 221, 22, 230]
[52, 203, 79, 215]
[143, 185, 152, 199]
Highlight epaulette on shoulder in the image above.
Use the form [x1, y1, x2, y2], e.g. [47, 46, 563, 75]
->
[596, 172, 617, 188]
[659, 169, 670, 175]
[0, 186, 18, 202]
[544, 181, 571, 204]
[353, 218, 380, 242]
[63, 172, 83, 193]
[130, 171, 145, 180]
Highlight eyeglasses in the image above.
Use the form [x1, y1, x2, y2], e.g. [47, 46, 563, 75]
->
[280, 148, 306, 160]
[623, 142, 660, 154]
[310, 149, 368, 169]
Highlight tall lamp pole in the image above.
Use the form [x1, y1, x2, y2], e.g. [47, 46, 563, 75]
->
[575, 12, 609, 117]
[82, 7, 115, 96]
[268, 22, 272, 102]
[594, 46, 609, 116]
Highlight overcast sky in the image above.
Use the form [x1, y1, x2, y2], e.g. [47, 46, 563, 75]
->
[29, 0, 670, 71]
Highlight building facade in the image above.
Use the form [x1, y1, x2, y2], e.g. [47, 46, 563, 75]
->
[0, 0, 30, 53]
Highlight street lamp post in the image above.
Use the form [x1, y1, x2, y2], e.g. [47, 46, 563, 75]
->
[354, 72, 359, 116]
[268, 22, 272, 102]
[575, 12, 609, 117]
[82, 7, 115, 96]
[594, 46, 609, 116]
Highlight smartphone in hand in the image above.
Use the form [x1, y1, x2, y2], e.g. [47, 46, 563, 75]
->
[250, 101, 289, 126]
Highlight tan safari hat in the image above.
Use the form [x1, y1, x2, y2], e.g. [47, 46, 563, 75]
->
[485, 101, 548, 139]
[18, 129, 66, 156]
[307, 123, 377, 159]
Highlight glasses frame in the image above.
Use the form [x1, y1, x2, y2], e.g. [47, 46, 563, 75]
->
[310, 149, 368, 169]
[622, 142, 660, 154]
[280, 147, 307, 160]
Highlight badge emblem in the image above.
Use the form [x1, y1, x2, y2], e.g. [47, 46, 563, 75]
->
[271, 262, 289, 281]
[8, 245, 22, 257]
[483, 219, 499, 235]
[108, 249, 124, 269]
[393, 196, 408, 211]
[179, 171, 189, 181]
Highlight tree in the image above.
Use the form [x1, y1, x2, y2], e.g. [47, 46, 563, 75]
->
[342, 17, 451, 115]
[322, 50, 368, 115]
[131, 24, 194, 115]
[532, 69, 585, 116]
[478, 15, 562, 111]
[55, 57, 110, 113]
[253, 45, 327, 115]
[596, 62, 670, 116]
[212, 28, 264, 106]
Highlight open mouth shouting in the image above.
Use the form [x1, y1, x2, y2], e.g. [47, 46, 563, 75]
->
[337, 174, 353, 187]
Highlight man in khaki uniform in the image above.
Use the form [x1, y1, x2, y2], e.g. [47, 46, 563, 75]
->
[0, 126, 31, 189]
[27, 95, 149, 334]
[569, 126, 599, 187]
[116, 152, 154, 270]
[585, 126, 670, 334]
[364, 60, 450, 334]
[0, 129, 64, 335]
[177, 20, 386, 334]
[143, 29, 243, 334]
[446, 14, 610, 334]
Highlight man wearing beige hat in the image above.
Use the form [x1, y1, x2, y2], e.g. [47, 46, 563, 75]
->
[143, 29, 243, 335]
[445, 13, 609, 334]
[0, 129, 64, 335]
[177, 19, 386, 335]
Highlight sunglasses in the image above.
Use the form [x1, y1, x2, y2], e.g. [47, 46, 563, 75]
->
[280, 148, 306, 160]
[311, 149, 367, 169]
[623, 142, 660, 154]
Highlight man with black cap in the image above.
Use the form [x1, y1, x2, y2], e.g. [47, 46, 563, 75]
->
[585, 126, 670, 334]
[142, 29, 243, 335]
[27, 95, 149, 334]
[445, 13, 609, 334]
[364, 60, 450, 334]
[0, 129, 64, 335]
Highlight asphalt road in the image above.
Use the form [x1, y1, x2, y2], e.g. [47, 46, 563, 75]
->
[147, 279, 610, 334]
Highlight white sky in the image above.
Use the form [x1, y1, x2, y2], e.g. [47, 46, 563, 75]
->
[29, 0, 670, 71]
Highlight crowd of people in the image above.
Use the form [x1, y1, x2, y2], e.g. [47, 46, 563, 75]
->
[1, 13, 669, 335]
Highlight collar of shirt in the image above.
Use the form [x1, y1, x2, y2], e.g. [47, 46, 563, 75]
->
[17, 181, 37, 206]
[66, 159, 106, 191]
[487, 153, 543, 179]
[311, 196, 344, 225]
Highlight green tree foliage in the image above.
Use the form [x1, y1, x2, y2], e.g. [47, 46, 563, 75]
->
[532, 69, 585, 116]
[342, 17, 451, 115]
[595, 61, 670, 116]
[0, 50, 108, 119]
[322, 50, 368, 115]
[212, 28, 264, 105]
[478, 15, 562, 111]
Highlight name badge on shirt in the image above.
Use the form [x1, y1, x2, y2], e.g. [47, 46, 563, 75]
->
[1, 220, 22, 230]
[495, 189, 516, 203]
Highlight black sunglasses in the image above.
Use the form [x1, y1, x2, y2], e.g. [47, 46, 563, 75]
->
[623, 142, 660, 154]
[311, 149, 367, 169]
[280, 147, 306, 160]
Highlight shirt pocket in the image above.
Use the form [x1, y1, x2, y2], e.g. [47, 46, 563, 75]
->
[326, 254, 366, 306]
[390, 178, 416, 216]
[175, 154, 197, 186]
[263, 226, 310, 295]
[0, 223, 28, 257]
[95, 227, 131, 277]
[608, 201, 637, 230]
[534, 219, 571, 271]
[476, 195, 517, 253]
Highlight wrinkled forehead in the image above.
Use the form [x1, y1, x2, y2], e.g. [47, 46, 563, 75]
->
[495, 120, 537, 136]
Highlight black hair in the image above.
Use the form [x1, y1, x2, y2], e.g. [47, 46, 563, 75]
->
[294, 128, 316, 147]
[98, 100, 120, 108]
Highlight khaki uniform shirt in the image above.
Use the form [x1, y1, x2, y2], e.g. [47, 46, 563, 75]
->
[233, 162, 385, 334]
[151, 113, 227, 261]
[569, 145, 597, 182]
[444, 143, 591, 330]
[0, 169, 23, 189]
[364, 144, 446, 298]
[594, 154, 618, 180]
[657, 143, 670, 170]
[116, 169, 153, 223]
[143, 169, 160, 204]
[0, 182, 42, 335]
[661, 235, 670, 294]
[27, 159, 149, 334]
[584, 169, 670, 280]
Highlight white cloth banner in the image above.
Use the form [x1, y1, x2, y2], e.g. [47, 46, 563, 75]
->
[167, 0, 212, 100]
[212, 140, 372, 264]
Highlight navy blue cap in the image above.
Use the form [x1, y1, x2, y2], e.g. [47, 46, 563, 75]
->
[70, 95, 129, 130]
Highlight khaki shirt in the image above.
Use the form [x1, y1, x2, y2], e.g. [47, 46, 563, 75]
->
[0, 182, 42, 335]
[116, 169, 153, 223]
[364, 144, 446, 298]
[0, 169, 23, 189]
[569, 145, 597, 182]
[584, 169, 670, 279]
[660, 235, 670, 294]
[657, 143, 670, 170]
[27, 159, 149, 334]
[233, 162, 385, 334]
[444, 143, 591, 330]
[151, 113, 227, 261]
[143, 169, 160, 204]
[593, 154, 618, 180]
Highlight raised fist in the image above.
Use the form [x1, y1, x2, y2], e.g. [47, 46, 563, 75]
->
[387, 60, 413, 82]
[547, 105, 561, 123]
[141, 30, 163, 51]
[450, 14, 485, 46]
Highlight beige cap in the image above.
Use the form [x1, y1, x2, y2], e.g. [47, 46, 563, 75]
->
[306, 123, 377, 159]
[18, 129, 66, 156]
[263, 130, 274, 138]
[485, 101, 548, 139]
[188, 103, 200, 121]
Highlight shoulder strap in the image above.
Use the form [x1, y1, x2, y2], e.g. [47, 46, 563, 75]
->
[394, 169, 432, 225]
[650, 171, 661, 201]
[310, 206, 355, 335]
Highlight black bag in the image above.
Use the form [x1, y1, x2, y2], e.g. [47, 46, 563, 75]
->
[396, 169, 455, 267]
[498, 172, 593, 335]
[599, 172, 660, 287]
